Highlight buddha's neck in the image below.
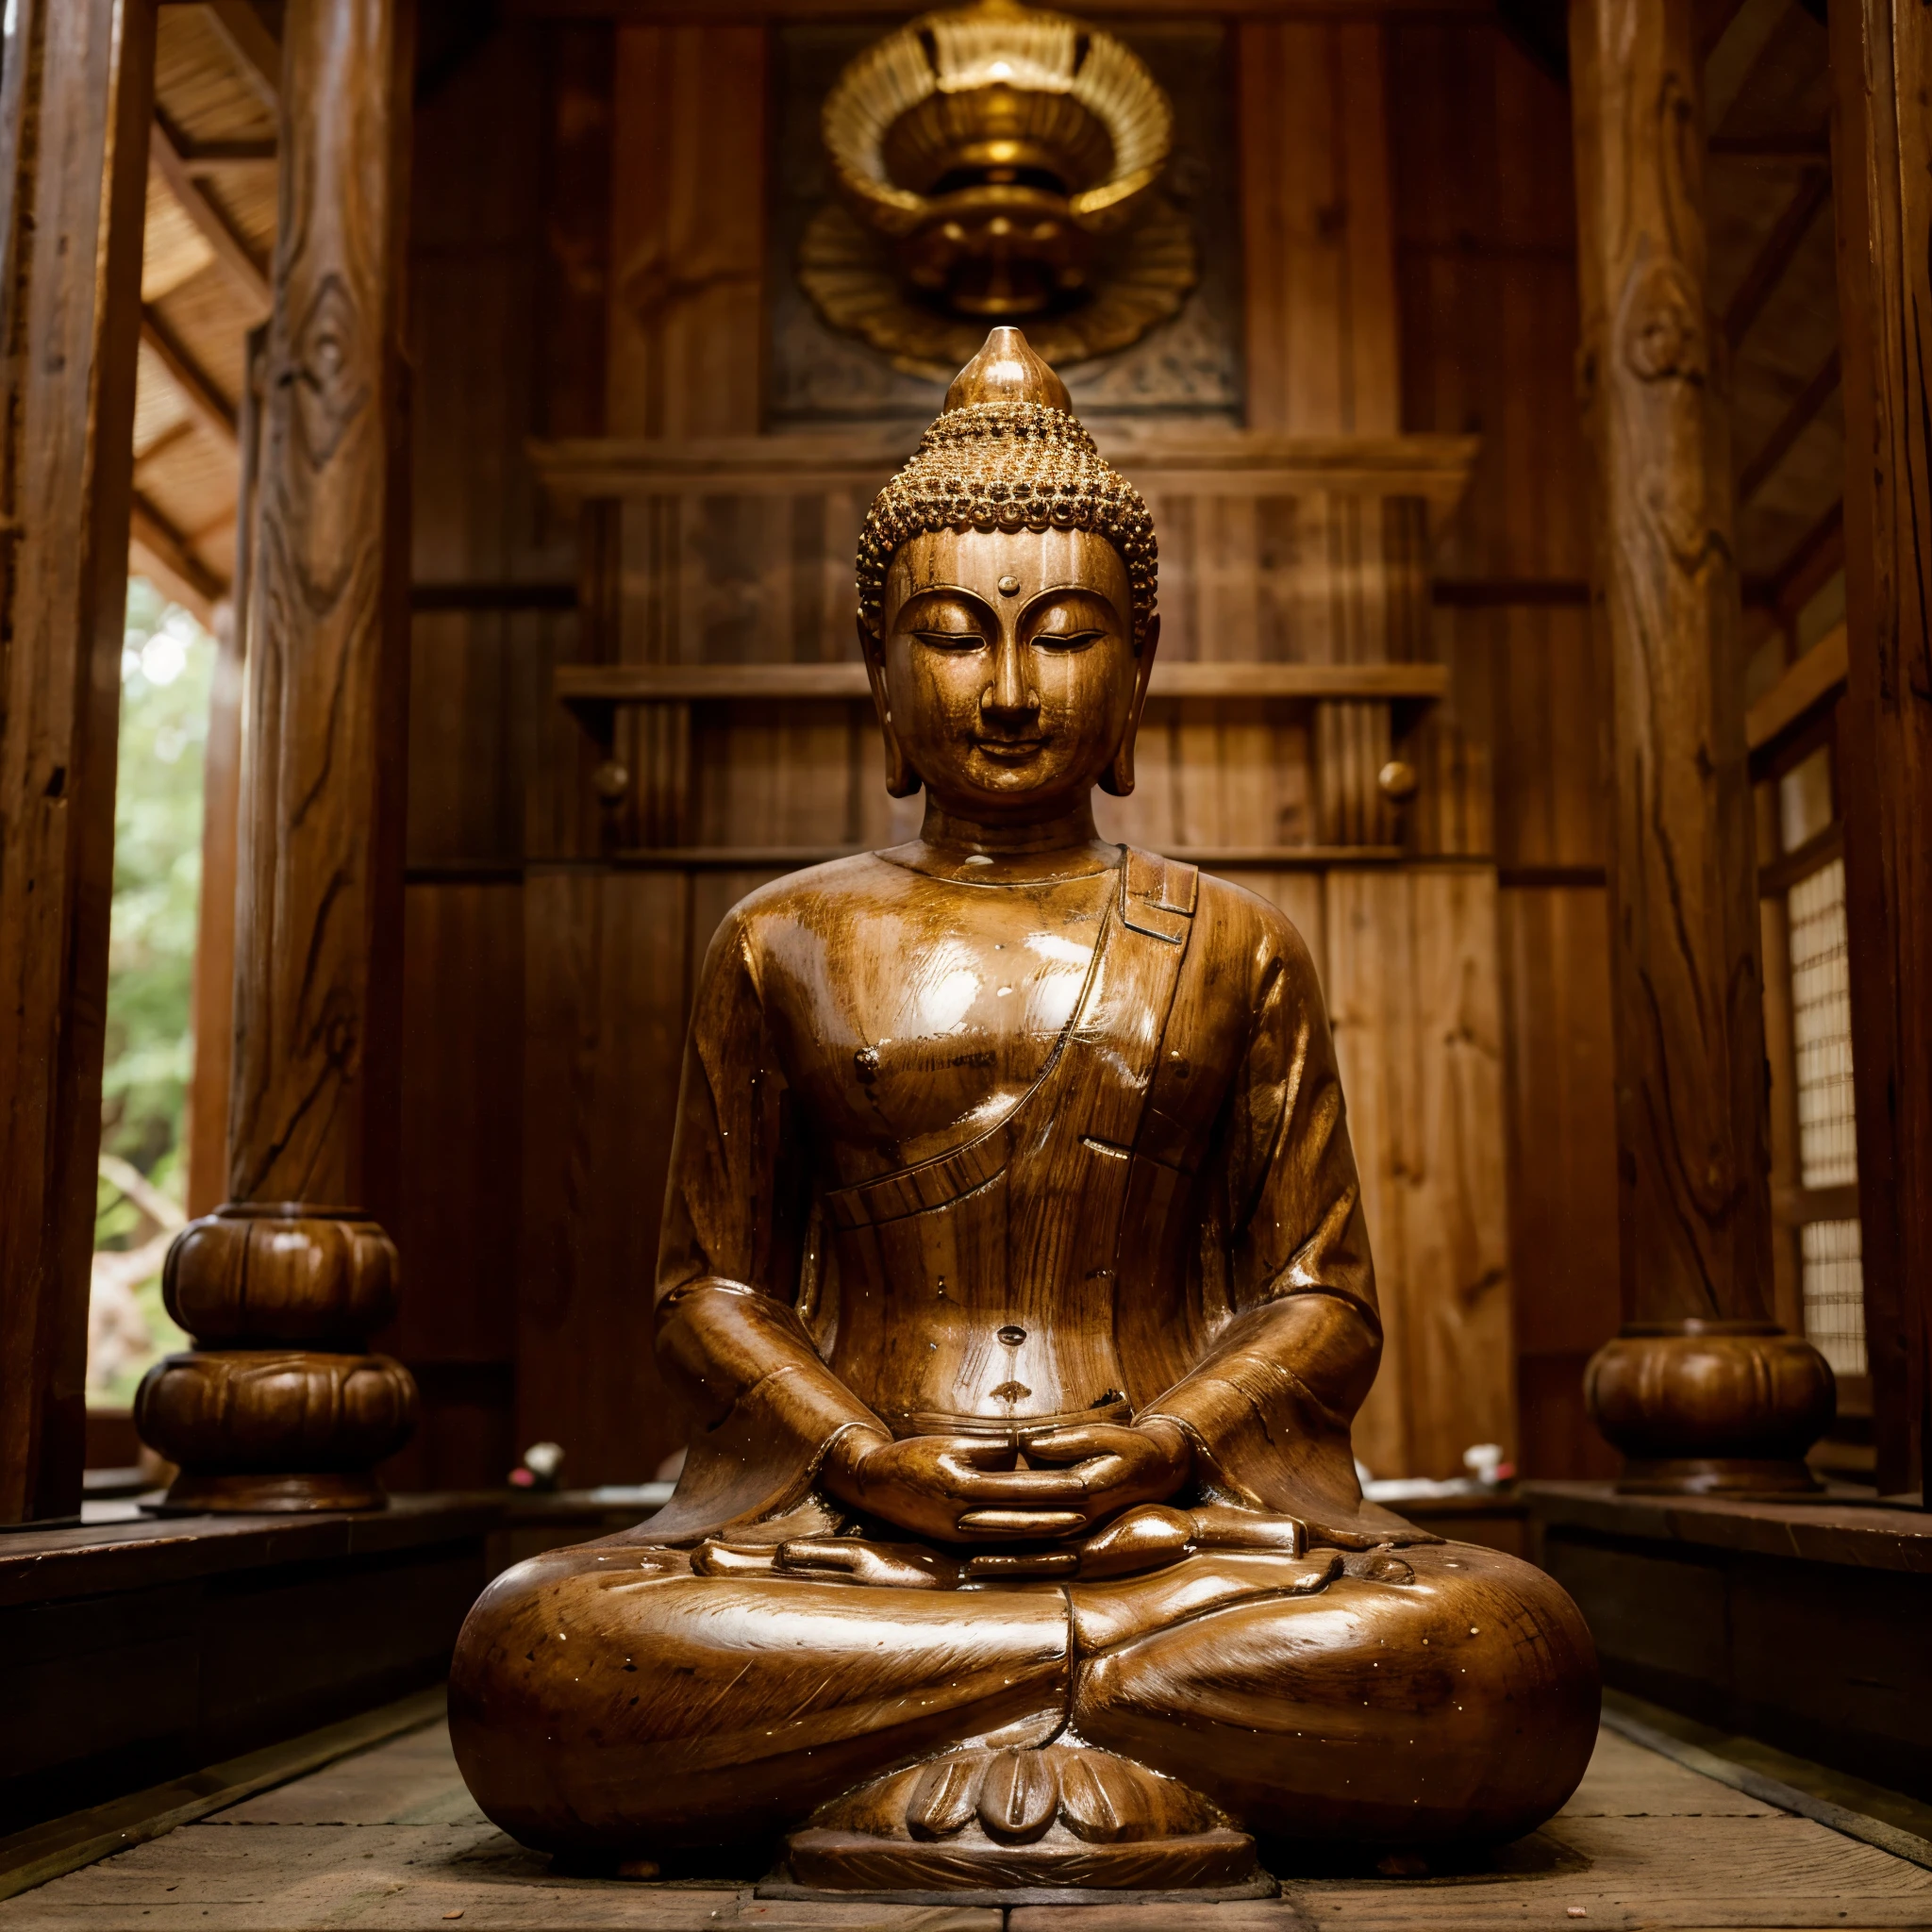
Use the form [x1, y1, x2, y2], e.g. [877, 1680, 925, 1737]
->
[901, 796, 1117, 883]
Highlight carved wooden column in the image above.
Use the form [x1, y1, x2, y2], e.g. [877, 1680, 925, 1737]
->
[136, 0, 419, 1510]
[1568, 0, 1832, 1492]
[0, 0, 157, 1525]
[1828, 0, 1932, 1500]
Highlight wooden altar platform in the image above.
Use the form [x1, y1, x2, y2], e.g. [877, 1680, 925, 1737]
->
[5, 1699, 1929, 1931]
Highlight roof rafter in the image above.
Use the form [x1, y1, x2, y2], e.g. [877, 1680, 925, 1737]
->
[1738, 350, 1842, 506]
[130, 493, 225, 622]
[201, 0, 280, 107]
[1724, 168, 1832, 351]
[140, 309, 239, 449]
[150, 119, 271, 317]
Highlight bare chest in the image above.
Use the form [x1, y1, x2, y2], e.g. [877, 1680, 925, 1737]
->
[766, 871, 1112, 1169]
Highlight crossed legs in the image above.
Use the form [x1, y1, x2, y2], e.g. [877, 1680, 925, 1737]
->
[448, 1539, 1596, 1858]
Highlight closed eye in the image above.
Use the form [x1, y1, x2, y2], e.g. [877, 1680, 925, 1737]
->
[1030, 629, 1106, 652]
[912, 629, 987, 651]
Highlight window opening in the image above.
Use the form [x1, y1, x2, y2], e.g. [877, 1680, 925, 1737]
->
[89, 580, 210, 1414]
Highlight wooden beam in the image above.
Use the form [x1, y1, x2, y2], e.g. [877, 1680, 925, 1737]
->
[1827, 0, 1932, 1499]
[1724, 169, 1832, 351]
[128, 493, 225, 612]
[0, 0, 158, 1525]
[1568, 0, 1829, 1483]
[1744, 620, 1848, 754]
[1737, 348, 1840, 505]
[1742, 498, 1843, 613]
[139, 310, 238, 446]
[148, 118, 270, 315]
[202, 0, 280, 107]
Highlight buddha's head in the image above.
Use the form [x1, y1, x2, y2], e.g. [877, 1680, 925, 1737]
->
[857, 328, 1159, 819]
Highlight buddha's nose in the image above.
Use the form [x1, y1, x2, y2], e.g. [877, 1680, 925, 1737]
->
[982, 632, 1039, 721]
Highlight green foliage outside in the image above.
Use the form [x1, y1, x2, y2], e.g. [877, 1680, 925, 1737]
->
[90, 579, 212, 1407]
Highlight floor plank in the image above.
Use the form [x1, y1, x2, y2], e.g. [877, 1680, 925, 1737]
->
[4, 1720, 1928, 1931]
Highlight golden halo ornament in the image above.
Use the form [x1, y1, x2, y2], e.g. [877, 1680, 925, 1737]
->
[804, 0, 1196, 375]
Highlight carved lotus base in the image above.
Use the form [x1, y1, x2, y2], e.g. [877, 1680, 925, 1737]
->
[1586, 1319, 1835, 1496]
[163, 1203, 400, 1344]
[764, 1744, 1271, 1904]
[135, 1348, 417, 1513]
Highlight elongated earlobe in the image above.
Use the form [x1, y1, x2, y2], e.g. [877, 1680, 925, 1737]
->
[1099, 613, 1159, 798]
[858, 614, 922, 798]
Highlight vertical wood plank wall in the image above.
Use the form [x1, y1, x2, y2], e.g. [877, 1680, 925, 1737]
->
[1391, 18, 1621, 1476]
[389, 10, 1616, 1491]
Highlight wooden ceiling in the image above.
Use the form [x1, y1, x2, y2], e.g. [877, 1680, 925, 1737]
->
[132, 1, 280, 625]
[1702, 0, 1844, 647]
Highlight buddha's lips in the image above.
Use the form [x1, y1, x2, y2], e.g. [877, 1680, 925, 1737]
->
[974, 735, 1050, 762]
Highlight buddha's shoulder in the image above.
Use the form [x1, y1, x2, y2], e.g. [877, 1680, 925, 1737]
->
[1177, 861, 1322, 979]
[708, 852, 928, 943]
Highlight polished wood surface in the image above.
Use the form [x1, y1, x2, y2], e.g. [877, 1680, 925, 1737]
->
[136, 0, 419, 1510]
[1390, 21, 1622, 1481]
[1828, 0, 1932, 1501]
[1240, 19, 1400, 437]
[184, 325, 266, 1220]
[0, 0, 157, 1524]
[1567, 0, 1830, 1491]
[449, 332, 1598, 1891]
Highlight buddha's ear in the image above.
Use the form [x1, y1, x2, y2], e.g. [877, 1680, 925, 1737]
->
[1100, 613, 1158, 798]
[858, 613, 923, 798]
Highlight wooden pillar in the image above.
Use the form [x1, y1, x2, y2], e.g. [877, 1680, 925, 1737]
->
[135, 0, 420, 1511]
[0, 0, 157, 1525]
[1827, 0, 1932, 1501]
[1567, 0, 1832, 1492]
[185, 325, 267, 1220]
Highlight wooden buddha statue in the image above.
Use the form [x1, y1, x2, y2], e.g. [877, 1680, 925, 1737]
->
[450, 329, 1599, 1898]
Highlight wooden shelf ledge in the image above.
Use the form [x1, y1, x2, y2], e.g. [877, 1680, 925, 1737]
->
[557, 659, 1451, 710]
[1520, 1479, 1932, 1574]
[530, 429, 1481, 508]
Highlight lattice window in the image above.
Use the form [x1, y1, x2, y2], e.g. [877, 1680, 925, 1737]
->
[1774, 760, 1867, 1378]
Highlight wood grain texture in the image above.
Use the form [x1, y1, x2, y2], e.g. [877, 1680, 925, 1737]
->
[1329, 868, 1517, 1481]
[517, 867, 690, 1485]
[381, 883, 525, 1492]
[225, 0, 412, 1212]
[605, 25, 764, 438]
[1499, 886, 1623, 1478]
[1827, 0, 1932, 1497]
[1240, 20, 1400, 436]
[184, 324, 264, 1219]
[0, 0, 158, 1524]
[22, 1720, 1931, 1928]
[1568, 0, 1774, 1329]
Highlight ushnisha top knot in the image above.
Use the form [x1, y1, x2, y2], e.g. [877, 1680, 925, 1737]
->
[858, 328, 1158, 648]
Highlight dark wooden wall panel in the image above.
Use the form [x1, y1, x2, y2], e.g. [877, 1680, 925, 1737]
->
[519, 868, 690, 1485]
[395, 24, 591, 1485]
[383, 883, 525, 1491]
[1391, 18, 1619, 1475]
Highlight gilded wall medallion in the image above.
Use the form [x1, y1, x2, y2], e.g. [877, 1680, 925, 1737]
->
[800, 0, 1199, 376]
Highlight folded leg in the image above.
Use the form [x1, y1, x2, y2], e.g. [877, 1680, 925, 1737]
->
[1070, 1542, 1599, 1848]
[448, 1541, 1071, 1854]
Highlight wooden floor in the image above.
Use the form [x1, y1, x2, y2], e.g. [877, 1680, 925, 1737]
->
[4, 1717, 1929, 1930]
